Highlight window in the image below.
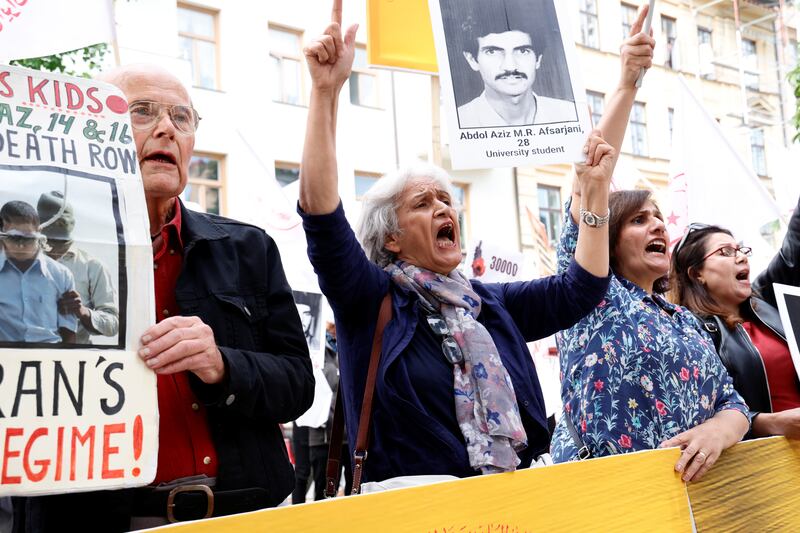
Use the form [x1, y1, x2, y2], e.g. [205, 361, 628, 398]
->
[586, 91, 604, 128]
[621, 3, 638, 39]
[350, 46, 380, 108]
[537, 185, 562, 244]
[661, 16, 677, 69]
[579, 0, 600, 49]
[452, 182, 469, 249]
[697, 27, 712, 45]
[750, 128, 767, 176]
[628, 102, 648, 156]
[270, 26, 304, 105]
[667, 107, 674, 143]
[355, 172, 380, 199]
[177, 5, 219, 90]
[742, 38, 759, 90]
[697, 27, 714, 78]
[182, 154, 224, 214]
[275, 163, 300, 187]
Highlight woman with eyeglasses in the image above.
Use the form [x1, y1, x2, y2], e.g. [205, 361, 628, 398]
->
[295, 0, 614, 485]
[670, 201, 800, 439]
[550, 7, 749, 482]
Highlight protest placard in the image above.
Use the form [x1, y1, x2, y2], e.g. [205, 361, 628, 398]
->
[464, 239, 526, 283]
[773, 283, 800, 383]
[428, 0, 591, 170]
[0, 64, 156, 496]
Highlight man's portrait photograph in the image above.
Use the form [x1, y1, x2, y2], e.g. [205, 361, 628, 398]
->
[439, 0, 578, 129]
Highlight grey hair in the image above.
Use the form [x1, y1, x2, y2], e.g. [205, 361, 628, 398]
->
[356, 163, 456, 267]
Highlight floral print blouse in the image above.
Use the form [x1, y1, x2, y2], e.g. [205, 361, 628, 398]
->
[550, 208, 749, 462]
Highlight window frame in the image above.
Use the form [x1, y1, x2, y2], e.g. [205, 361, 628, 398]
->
[183, 152, 226, 215]
[354, 170, 382, 200]
[741, 38, 759, 90]
[750, 128, 767, 176]
[621, 3, 638, 40]
[586, 90, 604, 129]
[349, 44, 381, 109]
[661, 15, 678, 70]
[177, 2, 221, 90]
[274, 161, 301, 187]
[628, 101, 648, 157]
[579, 0, 600, 49]
[536, 184, 563, 245]
[269, 24, 307, 106]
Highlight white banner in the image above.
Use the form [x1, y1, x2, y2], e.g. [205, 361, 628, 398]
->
[0, 65, 156, 496]
[666, 76, 782, 275]
[428, 0, 591, 169]
[0, 0, 115, 61]
[464, 239, 525, 283]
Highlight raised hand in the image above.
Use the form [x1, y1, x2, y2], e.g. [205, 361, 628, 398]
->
[576, 129, 615, 189]
[303, 0, 359, 93]
[620, 5, 655, 90]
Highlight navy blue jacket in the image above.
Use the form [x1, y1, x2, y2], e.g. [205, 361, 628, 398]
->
[301, 203, 609, 482]
[14, 201, 314, 532]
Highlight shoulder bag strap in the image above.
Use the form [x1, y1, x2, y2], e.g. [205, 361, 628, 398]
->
[324, 292, 392, 497]
[563, 410, 592, 460]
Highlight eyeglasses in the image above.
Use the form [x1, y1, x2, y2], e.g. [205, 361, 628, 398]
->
[1, 235, 39, 248]
[128, 100, 201, 135]
[673, 222, 711, 257]
[425, 313, 464, 365]
[701, 244, 752, 262]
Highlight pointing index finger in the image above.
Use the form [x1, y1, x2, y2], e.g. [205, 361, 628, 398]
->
[332, 0, 342, 25]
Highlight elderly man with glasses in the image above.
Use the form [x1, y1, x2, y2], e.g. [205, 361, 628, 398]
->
[12, 65, 314, 532]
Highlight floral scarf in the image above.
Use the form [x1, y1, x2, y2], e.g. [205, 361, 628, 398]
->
[385, 261, 527, 473]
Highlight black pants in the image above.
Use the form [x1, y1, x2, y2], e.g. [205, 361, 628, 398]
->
[310, 443, 352, 500]
[291, 425, 311, 504]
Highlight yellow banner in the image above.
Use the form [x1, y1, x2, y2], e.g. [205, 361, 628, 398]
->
[150, 447, 693, 532]
[149, 437, 800, 531]
[366, 0, 438, 73]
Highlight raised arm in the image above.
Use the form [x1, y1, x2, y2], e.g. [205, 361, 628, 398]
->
[572, 132, 614, 277]
[298, 0, 359, 215]
[570, 5, 655, 224]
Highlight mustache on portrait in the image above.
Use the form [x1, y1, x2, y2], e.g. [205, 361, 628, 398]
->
[495, 70, 528, 81]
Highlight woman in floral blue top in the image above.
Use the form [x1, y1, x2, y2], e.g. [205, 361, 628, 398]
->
[550, 7, 749, 482]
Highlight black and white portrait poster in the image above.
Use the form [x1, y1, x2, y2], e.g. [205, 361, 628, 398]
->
[429, 0, 592, 169]
[0, 65, 157, 496]
[774, 283, 800, 383]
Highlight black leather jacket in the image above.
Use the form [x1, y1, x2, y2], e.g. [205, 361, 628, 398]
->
[701, 297, 785, 414]
[700, 196, 800, 417]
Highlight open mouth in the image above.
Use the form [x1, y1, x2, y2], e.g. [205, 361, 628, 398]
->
[736, 270, 750, 282]
[645, 239, 667, 255]
[142, 151, 177, 165]
[436, 222, 457, 248]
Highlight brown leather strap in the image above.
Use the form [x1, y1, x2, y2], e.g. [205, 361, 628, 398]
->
[324, 388, 345, 498]
[325, 292, 392, 498]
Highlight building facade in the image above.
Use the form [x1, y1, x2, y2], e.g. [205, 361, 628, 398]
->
[111, 0, 798, 278]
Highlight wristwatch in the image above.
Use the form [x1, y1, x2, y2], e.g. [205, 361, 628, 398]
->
[579, 207, 611, 228]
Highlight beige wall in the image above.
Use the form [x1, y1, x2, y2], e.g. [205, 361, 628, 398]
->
[518, 0, 797, 273]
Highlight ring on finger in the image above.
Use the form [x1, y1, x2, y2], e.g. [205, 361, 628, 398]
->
[696, 451, 708, 462]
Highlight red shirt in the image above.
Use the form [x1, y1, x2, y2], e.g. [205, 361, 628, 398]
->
[152, 198, 218, 483]
[742, 320, 800, 412]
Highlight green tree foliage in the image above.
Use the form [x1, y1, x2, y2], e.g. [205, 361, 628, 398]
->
[9, 43, 109, 78]
[790, 59, 800, 142]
